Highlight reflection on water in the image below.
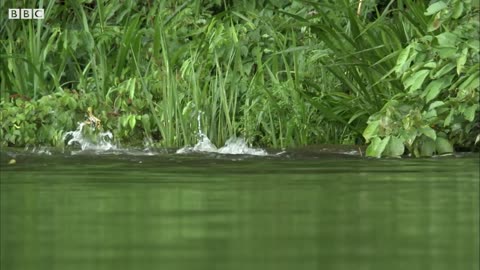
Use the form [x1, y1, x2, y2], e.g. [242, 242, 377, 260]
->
[1, 152, 479, 270]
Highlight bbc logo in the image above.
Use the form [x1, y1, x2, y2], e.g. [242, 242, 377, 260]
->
[8, 9, 44, 19]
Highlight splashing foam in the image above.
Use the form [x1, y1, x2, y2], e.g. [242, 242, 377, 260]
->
[176, 136, 267, 156]
[63, 122, 116, 152]
[25, 146, 52, 155]
[218, 137, 267, 155]
[176, 112, 267, 156]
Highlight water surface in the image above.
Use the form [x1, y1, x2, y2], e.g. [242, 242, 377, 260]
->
[1, 149, 479, 270]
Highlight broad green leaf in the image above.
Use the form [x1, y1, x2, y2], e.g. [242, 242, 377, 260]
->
[456, 47, 468, 74]
[423, 62, 437, 69]
[422, 76, 453, 103]
[456, 88, 472, 101]
[419, 126, 437, 140]
[121, 116, 128, 128]
[435, 137, 454, 154]
[436, 107, 450, 116]
[428, 13, 442, 32]
[363, 120, 380, 142]
[394, 45, 411, 75]
[424, 79, 445, 102]
[425, 1, 448, 15]
[464, 104, 479, 122]
[444, 109, 455, 126]
[436, 32, 458, 47]
[428, 101, 445, 110]
[404, 70, 430, 93]
[385, 136, 405, 157]
[127, 78, 137, 99]
[459, 72, 480, 91]
[366, 136, 390, 158]
[423, 109, 437, 120]
[458, 104, 468, 114]
[452, 1, 464, 19]
[141, 114, 151, 132]
[68, 97, 77, 110]
[128, 115, 136, 130]
[467, 40, 480, 51]
[365, 138, 380, 158]
[377, 137, 391, 157]
[420, 138, 436, 156]
[433, 63, 456, 78]
[435, 47, 457, 58]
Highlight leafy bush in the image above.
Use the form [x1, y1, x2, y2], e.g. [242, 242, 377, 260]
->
[363, 0, 479, 157]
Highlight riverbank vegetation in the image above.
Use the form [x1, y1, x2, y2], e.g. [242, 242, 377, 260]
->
[1, 0, 479, 157]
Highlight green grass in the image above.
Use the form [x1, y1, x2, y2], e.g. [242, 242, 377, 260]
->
[1, 0, 478, 153]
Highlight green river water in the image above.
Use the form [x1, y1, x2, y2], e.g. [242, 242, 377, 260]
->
[1, 149, 479, 270]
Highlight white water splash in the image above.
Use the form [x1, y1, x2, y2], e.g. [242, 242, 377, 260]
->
[193, 133, 218, 152]
[63, 122, 116, 152]
[193, 112, 218, 152]
[176, 111, 267, 156]
[218, 137, 267, 155]
[26, 146, 52, 155]
[176, 136, 267, 156]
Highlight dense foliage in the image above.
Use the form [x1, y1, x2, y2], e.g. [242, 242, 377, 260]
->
[1, 0, 479, 156]
[362, 0, 480, 157]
